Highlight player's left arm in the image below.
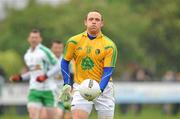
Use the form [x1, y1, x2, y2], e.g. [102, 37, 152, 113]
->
[99, 67, 114, 92]
[99, 43, 117, 92]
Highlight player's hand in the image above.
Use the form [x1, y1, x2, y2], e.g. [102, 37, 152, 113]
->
[9, 74, 22, 82]
[59, 84, 72, 103]
[36, 74, 48, 82]
[63, 101, 71, 110]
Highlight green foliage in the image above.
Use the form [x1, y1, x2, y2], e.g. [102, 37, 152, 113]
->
[136, 0, 180, 72]
[0, 50, 23, 77]
[0, 0, 179, 76]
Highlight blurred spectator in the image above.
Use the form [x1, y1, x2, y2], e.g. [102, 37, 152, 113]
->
[162, 71, 175, 115]
[171, 72, 180, 115]
[119, 71, 131, 115]
[0, 66, 6, 77]
[0, 66, 6, 115]
[131, 68, 148, 115]
[119, 67, 152, 115]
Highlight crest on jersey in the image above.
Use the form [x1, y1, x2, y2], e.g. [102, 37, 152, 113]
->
[81, 56, 94, 70]
[95, 49, 100, 55]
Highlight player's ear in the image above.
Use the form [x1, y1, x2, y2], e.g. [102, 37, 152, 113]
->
[84, 19, 87, 26]
[39, 36, 42, 42]
[101, 20, 104, 27]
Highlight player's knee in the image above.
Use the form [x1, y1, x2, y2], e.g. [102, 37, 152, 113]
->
[28, 109, 36, 119]
[73, 109, 89, 119]
[28, 111, 39, 119]
[54, 108, 64, 119]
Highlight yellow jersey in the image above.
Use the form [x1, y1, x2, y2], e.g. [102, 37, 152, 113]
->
[63, 31, 117, 84]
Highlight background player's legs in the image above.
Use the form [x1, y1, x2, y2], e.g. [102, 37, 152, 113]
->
[40, 107, 47, 119]
[45, 107, 56, 119]
[54, 90, 65, 119]
[56, 101, 72, 119]
[54, 107, 64, 119]
[39, 107, 56, 119]
[28, 103, 42, 119]
[42, 90, 57, 119]
[64, 111, 72, 119]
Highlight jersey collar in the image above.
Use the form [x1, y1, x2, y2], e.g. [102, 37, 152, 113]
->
[82, 31, 103, 39]
[29, 43, 41, 52]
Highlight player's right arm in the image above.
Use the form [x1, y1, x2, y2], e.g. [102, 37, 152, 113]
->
[59, 38, 77, 103]
[61, 38, 77, 85]
[9, 71, 30, 82]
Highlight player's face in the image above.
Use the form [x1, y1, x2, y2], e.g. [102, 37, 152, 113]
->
[28, 32, 42, 48]
[51, 43, 64, 58]
[85, 12, 103, 35]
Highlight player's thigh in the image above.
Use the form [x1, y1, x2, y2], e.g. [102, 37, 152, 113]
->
[44, 107, 56, 119]
[72, 109, 89, 119]
[71, 83, 93, 119]
[64, 111, 72, 119]
[94, 82, 115, 119]
[40, 107, 47, 119]
[28, 105, 42, 119]
[54, 107, 64, 119]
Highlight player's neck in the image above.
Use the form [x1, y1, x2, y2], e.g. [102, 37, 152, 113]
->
[87, 31, 98, 37]
[87, 33, 96, 40]
[56, 54, 61, 59]
[31, 46, 36, 51]
[30, 44, 39, 51]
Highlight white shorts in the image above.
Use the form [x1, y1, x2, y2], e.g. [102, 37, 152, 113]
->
[71, 82, 115, 117]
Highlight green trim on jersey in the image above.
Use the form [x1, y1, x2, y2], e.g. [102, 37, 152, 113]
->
[39, 45, 57, 65]
[104, 36, 118, 67]
[105, 46, 117, 66]
[112, 46, 117, 66]
[42, 59, 49, 72]
[64, 38, 77, 57]
[28, 89, 55, 107]
[67, 40, 78, 45]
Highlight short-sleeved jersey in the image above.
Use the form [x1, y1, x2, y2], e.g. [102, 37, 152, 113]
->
[63, 31, 117, 84]
[24, 44, 58, 90]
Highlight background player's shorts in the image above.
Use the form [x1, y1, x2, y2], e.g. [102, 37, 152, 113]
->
[27, 89, 56, 108]
[71, 82, 115, 117]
